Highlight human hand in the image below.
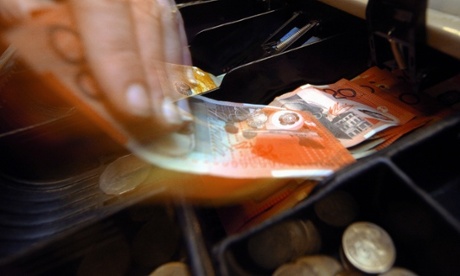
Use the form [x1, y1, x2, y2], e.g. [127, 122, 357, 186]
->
[69, 0, 192, 140]
[0, 0, 56, 24]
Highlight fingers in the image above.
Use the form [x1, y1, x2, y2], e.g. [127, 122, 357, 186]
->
[0, 0, 56, 24]
[178, 14, 192, 66]
[70, 0, 150, 116]
[0, 0, 20, 23]
[129, 0, 172, 126]
[69, 0, 189, 140]
[129, 0, 183, 129]
[167, 0, 192, 65]
[156, 0, 185, 65]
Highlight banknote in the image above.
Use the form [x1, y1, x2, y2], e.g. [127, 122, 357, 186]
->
[2, 3, 221, 145]
[347, 115, 430, 156]
[350, 66, 457, 150]
[422, 72, 460, 111]
[128, 95, 355, 178]
[218, 179, 317, 234]
[348, 136, 385, 159]
[2, 3, 355, 180]
[351, 66, 448, 116]
[374, 116, 431, 150]
[270, 79, 415, 148]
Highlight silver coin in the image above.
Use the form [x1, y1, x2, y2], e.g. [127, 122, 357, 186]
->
[99, 154, 152, 195]
[247, 219, 320, 270]
[295, 255, 343, 276]
[335, 269, 365, 276]
[379, 267, 419, 276]
[314, 190, 358, 227]
[273, 262, 315, 276]
[342, 222, 396, 274]
[298, 220, 322, 254]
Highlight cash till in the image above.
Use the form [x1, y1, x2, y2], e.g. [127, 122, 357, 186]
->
[0, 0, 459, 275]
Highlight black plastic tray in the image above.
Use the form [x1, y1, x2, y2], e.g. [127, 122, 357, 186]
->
[214, 113, 460, 276]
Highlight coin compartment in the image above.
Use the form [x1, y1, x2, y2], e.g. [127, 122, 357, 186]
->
[0, 200, 201, 276]
[187, 0, 458, 105]
[189, 1, 366, 76]
[178, 0, 281, 42]
[214, 120, 460, 275]
[389, 115, 460, 222]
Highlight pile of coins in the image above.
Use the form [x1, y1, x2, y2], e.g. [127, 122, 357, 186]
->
[243, 190, 419, 275]
[273, 255, 343, 276]
[247, 219, 321, 270]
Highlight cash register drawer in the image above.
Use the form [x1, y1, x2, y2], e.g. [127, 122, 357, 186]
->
[0, 0, 459, 274]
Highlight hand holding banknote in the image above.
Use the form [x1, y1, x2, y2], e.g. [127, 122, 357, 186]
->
[1, 0, 193, 143]
[68, 0, 191, 133]
[0, 0, 56, 24]
[2, 1, 354, 181]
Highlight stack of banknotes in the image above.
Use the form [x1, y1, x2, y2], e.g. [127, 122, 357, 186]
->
[269, 66, 456, 159]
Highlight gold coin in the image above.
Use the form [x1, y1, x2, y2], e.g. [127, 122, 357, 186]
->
[149, 262, 191, 276]
[342, 222, 396, 274]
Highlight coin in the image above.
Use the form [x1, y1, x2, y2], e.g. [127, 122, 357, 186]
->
[335, 270, 365, 276]
[149, 262, 191, 276]
[273, 262, 315, 276]
[247, 219, 321, 270]
[342, 222, 396, 274]
[298, 220, 322, 254]
[295, 255, 343, 275]
[379, 267, 419, 276]
[314, 190, 358, 227]
[99, 154, 152, 195]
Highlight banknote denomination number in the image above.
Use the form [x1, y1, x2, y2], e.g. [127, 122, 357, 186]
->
[322, 88, 357, 99]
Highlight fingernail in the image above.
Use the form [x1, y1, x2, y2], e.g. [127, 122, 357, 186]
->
[156, 0, 171, 8]
[186, 67, 197, 86]
[162, 97, 183, 125]
[126, 84, 150, 117]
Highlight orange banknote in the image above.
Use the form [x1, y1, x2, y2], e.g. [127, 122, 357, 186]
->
[350, 66, 457, 151]
[351, 66, 447, 117]
[270, 79, 416, 148]
[2, 3, 221, 146]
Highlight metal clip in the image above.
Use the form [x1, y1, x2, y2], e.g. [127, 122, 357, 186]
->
[387, 28, 407, 70]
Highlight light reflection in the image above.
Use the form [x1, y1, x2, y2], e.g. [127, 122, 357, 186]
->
[442, 26, 460, 37]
